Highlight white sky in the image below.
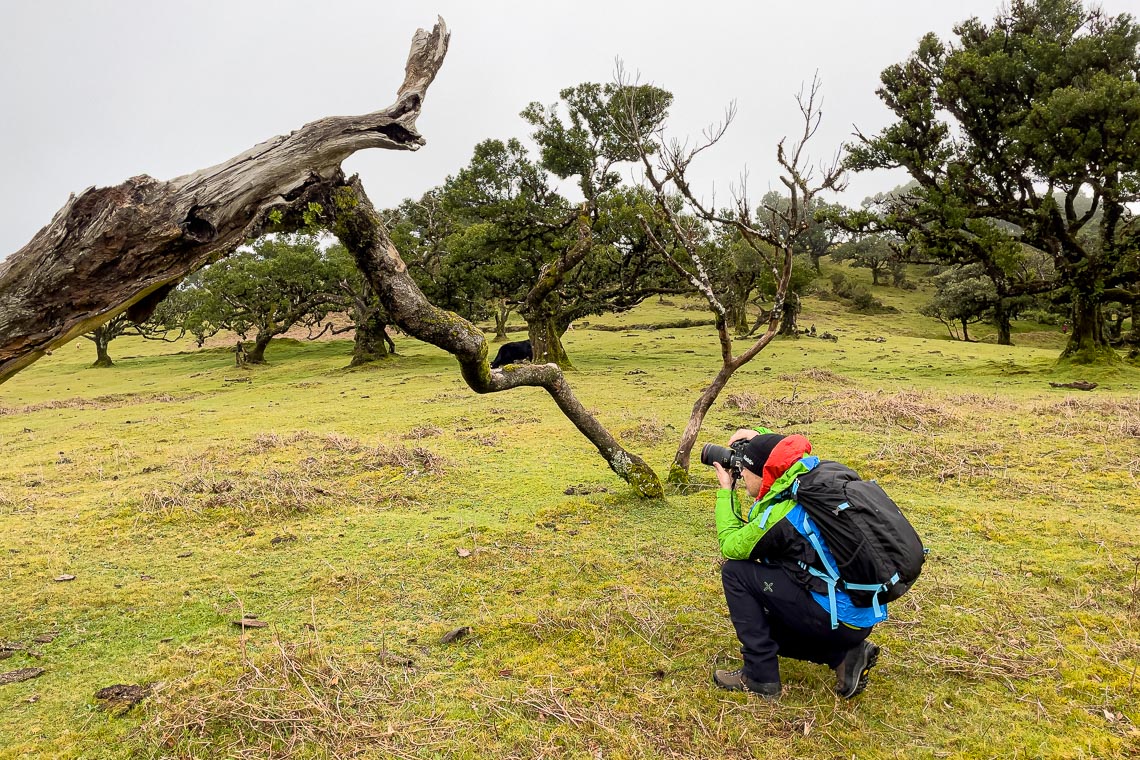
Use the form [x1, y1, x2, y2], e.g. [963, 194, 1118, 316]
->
[0, 0, 1015, 259]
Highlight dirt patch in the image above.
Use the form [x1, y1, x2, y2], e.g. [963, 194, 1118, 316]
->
[564, 484, 610, 496]
[0, 667, 44, 686]
[94, 683, 152, 714]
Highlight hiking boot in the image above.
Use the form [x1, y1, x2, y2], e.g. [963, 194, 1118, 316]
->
[835, 641, 880, 699]
[712, 668, 781, 699]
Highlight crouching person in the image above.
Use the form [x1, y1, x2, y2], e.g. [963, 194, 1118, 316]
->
[711, 428, 883, 700]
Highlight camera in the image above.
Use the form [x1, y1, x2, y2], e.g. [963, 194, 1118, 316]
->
[700, 439, 749, 477]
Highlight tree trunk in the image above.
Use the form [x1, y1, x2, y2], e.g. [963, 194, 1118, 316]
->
[0, 20, 450, 384]
[777, 293, 799, 336]
[493, 300, 511, 341]
[993, 298, 1012, 346]
[668, 320, 781, 483]
[91, 331, 114, 368]
[729, 303, 749, 336]
[1105, 310, 1125, 343]
[961, 319, 970, 342]
[518, 208, 591, 370]
[1129, 301, 1140, 359]
[526, 315, 572, 369]
[246, 334, 272, 364]
[1061, 288, 1115, 362]
[669, 364, 734, 480]
[351, 311, 392, 365]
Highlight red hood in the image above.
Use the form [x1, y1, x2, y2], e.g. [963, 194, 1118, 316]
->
[757, 434, 813, 499]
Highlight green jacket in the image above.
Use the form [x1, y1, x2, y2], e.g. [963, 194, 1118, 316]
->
[715, 460, 814, 560]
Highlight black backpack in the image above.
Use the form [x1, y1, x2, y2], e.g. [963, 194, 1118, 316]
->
[791, 460, 926, 610]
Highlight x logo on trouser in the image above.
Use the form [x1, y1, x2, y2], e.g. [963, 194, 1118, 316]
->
[763, 582, 774, 592]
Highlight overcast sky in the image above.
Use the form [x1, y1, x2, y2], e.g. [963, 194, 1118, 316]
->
[0, 0, 1015, 259]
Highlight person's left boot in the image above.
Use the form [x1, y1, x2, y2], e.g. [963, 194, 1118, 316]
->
[835, 640, 880, 699]
[713, 668, 781, 699]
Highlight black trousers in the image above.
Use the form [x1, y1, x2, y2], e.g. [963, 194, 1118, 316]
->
[721, 559, 870, 683]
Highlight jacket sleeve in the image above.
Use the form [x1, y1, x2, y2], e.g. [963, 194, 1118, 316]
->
[715, 488, 788, 560]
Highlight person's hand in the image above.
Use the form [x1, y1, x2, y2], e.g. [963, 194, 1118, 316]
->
[713, 462, 735, 490]
[727, 428, 759, 446]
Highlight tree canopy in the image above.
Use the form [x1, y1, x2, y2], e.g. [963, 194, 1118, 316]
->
[847, 0, 1140, 361]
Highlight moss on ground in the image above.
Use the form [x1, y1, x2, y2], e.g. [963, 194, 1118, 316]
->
[1, 268, 1137, 758]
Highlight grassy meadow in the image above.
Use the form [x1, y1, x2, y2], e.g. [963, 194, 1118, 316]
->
[1, 265, 1138, 759]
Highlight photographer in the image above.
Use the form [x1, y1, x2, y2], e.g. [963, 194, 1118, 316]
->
[709, 427, 884, 699]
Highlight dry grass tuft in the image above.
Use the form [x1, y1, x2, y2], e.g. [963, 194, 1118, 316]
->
[402, 425, 443, 440]
[320, 433, 362, 453]
[778, 368, 854, 385]
[249, 431, 310, 453]
[723, 392, 760, 412]
[1034, 396, 1140, 439]
[863, 438, 1006, 482]
[138, 629, 463, 759]
[0, 392, 201, 416]
[821, 388, 957, 431]
[359, 444, 446, 476]
[620, 419, 668, 444]
[138, 467, 338, 520]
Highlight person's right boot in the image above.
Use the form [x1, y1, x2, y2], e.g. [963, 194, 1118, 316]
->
[835, 640, 880, 699]
[712, 668, 781, 699]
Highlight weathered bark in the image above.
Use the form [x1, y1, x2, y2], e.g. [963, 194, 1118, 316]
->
[323, 178, 662, 497]
[0, 19, 451, 384]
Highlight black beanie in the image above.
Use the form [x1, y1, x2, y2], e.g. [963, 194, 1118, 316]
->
[741, 433, 785, 474]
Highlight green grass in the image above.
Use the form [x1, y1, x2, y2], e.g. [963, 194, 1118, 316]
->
[1, 271, 1138, 758]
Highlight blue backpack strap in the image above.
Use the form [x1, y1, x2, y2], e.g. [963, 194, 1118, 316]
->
[798, 512, 841, 629]
[801, 514, 840, 581]
[805, 566, 840, 629]
[843, 582, 886, 617]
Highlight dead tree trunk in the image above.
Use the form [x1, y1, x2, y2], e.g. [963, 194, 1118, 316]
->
[0, 19, 663, 498]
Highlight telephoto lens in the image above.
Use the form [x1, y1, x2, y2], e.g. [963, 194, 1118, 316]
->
[700, 443, 736, 469]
